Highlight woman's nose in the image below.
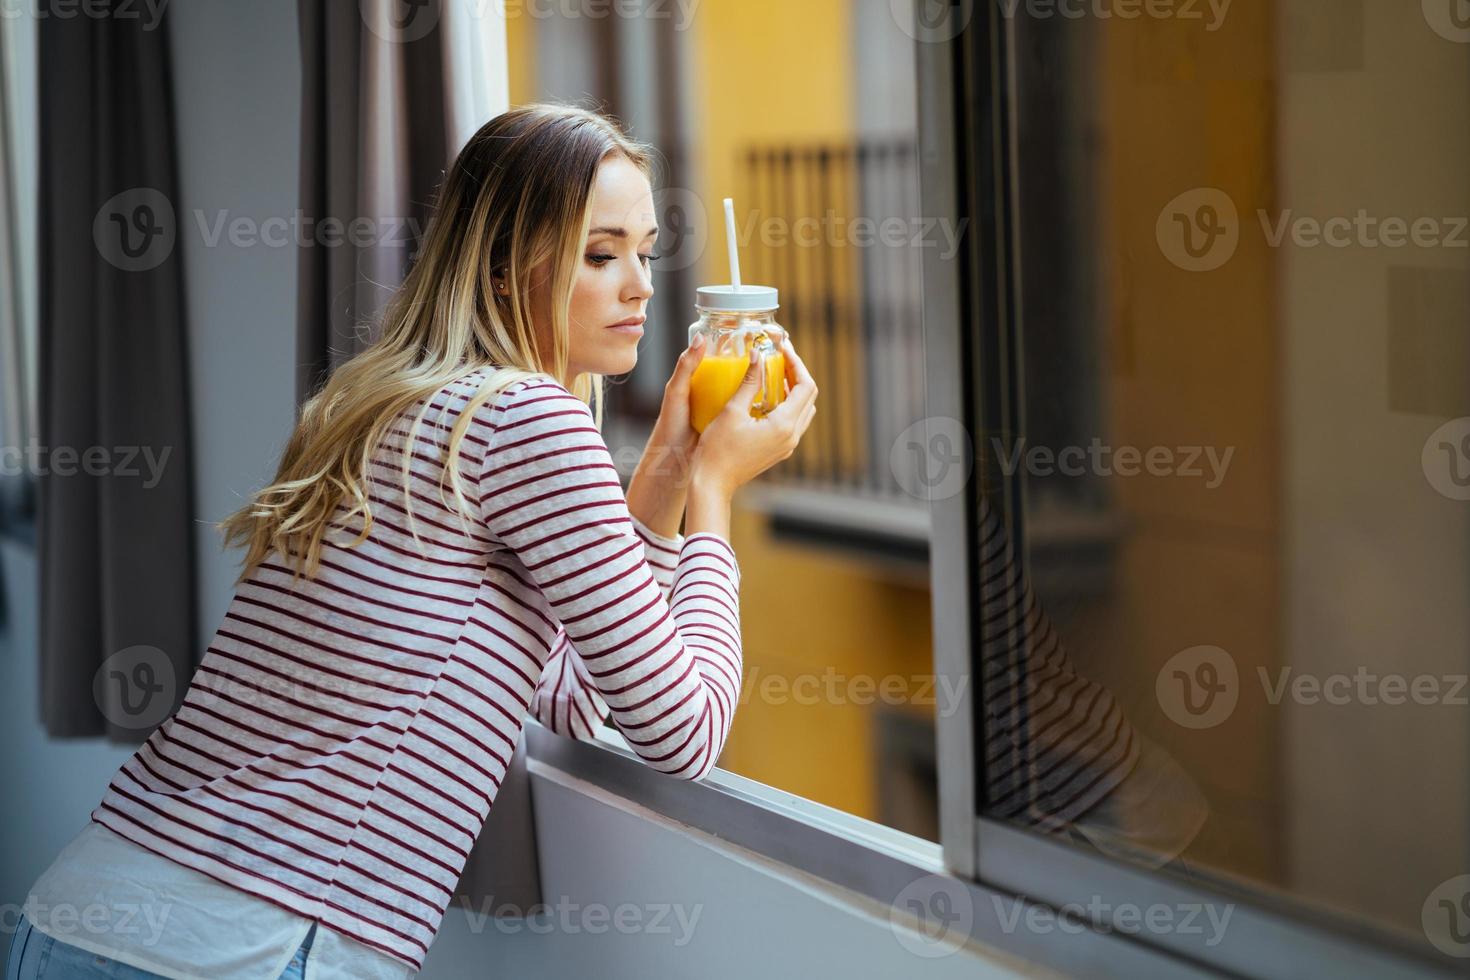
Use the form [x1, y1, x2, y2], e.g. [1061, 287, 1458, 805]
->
[626, 262, 654, 301]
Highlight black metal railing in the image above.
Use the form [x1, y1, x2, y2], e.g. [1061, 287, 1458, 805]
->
[741, 138, 929, 509]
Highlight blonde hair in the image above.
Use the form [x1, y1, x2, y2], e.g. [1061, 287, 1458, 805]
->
[218, 103, 656, 587]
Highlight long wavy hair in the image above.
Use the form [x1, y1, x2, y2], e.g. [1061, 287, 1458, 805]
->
[217, 103, 656, 587]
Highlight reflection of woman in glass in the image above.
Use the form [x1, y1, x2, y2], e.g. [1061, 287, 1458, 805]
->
[977, 497, 1209, 870]
[8, 104, 817, 980]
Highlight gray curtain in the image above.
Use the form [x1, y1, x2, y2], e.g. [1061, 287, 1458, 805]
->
[295, 0, 455, 402]
[297, 0, 542, 913]
[35, 1, 196, 740]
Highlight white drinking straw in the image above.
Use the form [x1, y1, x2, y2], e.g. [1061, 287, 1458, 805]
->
[723, 197, 742, 292]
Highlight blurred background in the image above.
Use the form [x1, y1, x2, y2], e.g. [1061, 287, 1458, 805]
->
[1, 0, 1468, 974]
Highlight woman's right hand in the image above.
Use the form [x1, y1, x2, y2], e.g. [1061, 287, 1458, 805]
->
[690, 336, 818, 497]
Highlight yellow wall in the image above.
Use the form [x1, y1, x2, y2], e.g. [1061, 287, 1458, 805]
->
[718, 506, 937, 822]
[691, 0, 854, 284]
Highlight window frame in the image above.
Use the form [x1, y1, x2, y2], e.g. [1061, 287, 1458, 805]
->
[925, 3, 1465, 978]
[523, 720, 1220, 979]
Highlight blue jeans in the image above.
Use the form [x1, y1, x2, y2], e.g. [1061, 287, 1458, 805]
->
[5, 915, 315, 980]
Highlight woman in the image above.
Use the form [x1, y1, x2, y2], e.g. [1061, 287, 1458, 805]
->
[6, 103, 818, 979]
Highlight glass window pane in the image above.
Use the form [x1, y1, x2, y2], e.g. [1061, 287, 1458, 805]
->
[981, 1, 1470, 956]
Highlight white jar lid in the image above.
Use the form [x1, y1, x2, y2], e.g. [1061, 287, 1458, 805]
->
[696, 284, 779, 311]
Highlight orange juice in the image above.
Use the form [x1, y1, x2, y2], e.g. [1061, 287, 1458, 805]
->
[690, 348, 787, 433]
[688, 283, 787, 432]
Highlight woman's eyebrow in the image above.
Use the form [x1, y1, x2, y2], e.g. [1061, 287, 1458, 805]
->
[588, 225, 660, 240]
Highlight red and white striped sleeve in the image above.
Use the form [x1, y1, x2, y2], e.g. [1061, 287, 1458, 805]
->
[529, 518, 686, 740]
[530, 629, 610, 740]
[630, 513, 683, 603]
[477, 378, 742, 780]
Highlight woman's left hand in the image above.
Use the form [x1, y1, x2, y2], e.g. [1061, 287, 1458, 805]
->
[625, 333, 707, 538]
[648, 332, 707, 474]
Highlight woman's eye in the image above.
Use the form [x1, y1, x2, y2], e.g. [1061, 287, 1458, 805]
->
[586, 252, 661, 268]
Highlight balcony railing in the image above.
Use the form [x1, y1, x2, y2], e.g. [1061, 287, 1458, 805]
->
[737, 137, 932, 567]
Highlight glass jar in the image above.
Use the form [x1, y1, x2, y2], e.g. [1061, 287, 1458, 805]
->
[686, 285, 788, 434]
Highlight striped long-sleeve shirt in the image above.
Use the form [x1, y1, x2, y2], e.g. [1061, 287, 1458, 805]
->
[88, 367, 744, 972]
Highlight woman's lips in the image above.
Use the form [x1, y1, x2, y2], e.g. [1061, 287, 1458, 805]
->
[607, 317, 645, 334]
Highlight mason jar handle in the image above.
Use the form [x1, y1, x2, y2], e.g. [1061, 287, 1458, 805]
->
[751, 334, 780, 415]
